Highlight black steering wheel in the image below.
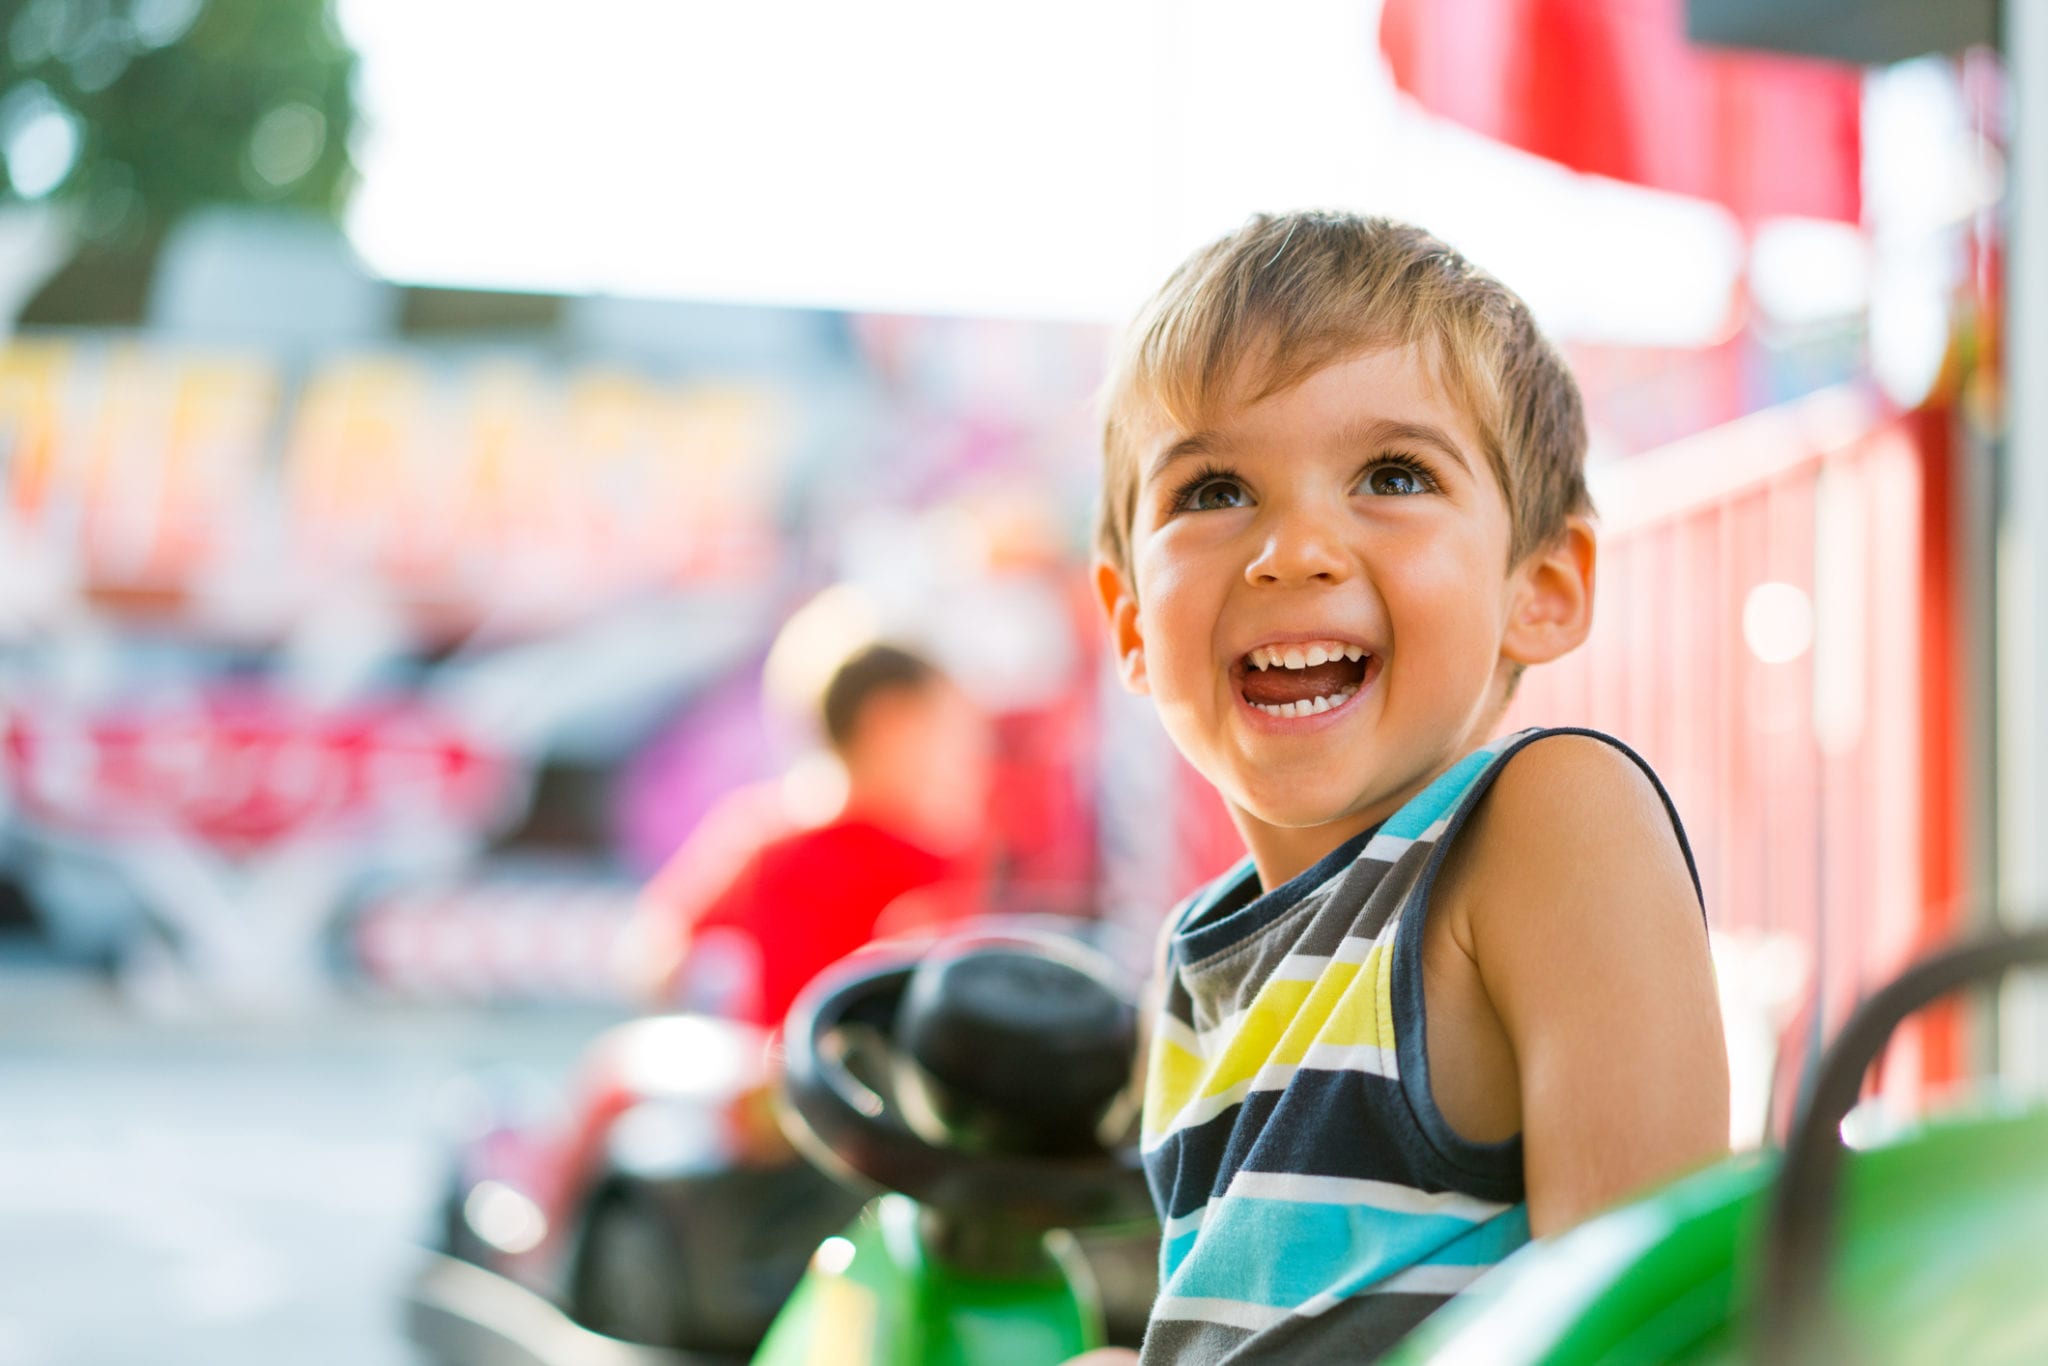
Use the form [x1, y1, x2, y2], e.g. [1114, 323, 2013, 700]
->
[779, 929, 1156, 1231]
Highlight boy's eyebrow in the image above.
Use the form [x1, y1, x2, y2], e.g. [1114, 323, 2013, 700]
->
[1146, 432, 1220, 482]
[1144, 419, 1476, 481]
[1341, 419, 1474, 475]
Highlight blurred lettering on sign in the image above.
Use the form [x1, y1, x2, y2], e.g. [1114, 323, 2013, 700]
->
[1, 341, 275, 590]
[0, 342, 790, 634]
[1, 692, 510, 852]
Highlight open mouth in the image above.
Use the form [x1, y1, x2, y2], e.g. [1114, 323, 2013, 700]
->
[1238, 641, 1373, 718]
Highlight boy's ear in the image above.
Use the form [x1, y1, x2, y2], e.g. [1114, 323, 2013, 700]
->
[1501, 517, 1596, 667]
[1092, 557, 1151, 695]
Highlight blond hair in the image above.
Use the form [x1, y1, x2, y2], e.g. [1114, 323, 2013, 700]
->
[1096, 212, 1590, 582]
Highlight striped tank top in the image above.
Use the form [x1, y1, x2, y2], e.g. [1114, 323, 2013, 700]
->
[1137, 727, 1700, 1362]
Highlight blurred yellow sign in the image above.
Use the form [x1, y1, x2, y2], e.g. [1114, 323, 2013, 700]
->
[0, 341, 789, 630]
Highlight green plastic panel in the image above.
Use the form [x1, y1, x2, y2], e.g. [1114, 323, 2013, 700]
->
[751, 1196, 1100, 1366]
[1387, 1107, 2048, 1365]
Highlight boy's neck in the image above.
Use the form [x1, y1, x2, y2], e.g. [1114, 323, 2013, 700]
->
[1231, 731, 1506, 890]
[1235, 812, 1379, 894]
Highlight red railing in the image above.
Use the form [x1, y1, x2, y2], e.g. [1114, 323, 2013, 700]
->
[1510, 385, 1949, 1113]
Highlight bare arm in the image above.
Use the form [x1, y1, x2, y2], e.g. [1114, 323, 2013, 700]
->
[619, 781, 793, 1007]
[1461, 735, 1730, 1236]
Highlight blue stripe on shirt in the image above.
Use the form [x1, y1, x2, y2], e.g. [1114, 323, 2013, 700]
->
[1377, 747, 1501, 841]
[1163, 1196, 1530, 1307]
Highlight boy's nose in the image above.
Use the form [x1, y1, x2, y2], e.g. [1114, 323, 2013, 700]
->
[1245, 511, 1351, 586]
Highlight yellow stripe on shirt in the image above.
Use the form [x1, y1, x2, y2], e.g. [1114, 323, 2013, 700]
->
[1144, 939, 1398, 1142]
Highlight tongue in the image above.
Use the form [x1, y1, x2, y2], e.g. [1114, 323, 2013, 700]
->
[1242, 660, 1359, 706]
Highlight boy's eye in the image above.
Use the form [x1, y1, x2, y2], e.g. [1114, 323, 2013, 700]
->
[1177, 474, 1251, 512]
[1361, 460, 1434, 497]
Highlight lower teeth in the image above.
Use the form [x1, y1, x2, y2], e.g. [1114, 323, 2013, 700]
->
[1251, 687, 1357, 719]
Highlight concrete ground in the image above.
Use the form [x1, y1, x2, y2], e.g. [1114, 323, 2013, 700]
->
[0, 951, 628, 1366]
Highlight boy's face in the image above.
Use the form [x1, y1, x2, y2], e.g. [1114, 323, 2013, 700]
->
[1097, 346, 1590, 876]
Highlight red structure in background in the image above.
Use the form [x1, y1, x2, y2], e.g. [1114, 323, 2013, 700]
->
[1905, 397, 1972, 1096]
[1379, 0, 1863, 224]
[1505, 386, 1961, 1110]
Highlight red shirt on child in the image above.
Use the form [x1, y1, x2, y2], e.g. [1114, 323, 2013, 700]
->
[662, 810, 972, 1028]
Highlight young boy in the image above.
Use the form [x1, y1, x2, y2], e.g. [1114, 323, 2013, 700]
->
[1090, 213, 1729, 1362]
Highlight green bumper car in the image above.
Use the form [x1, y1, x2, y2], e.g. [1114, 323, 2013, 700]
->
[1387, 927, 2048, 1366]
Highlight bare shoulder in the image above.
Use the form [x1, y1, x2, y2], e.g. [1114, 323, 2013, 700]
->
[1485, 731, 1677, 837]
[1453, 732, 1698, 938]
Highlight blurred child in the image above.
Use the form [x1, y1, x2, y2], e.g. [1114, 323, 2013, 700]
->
[634, 642, 993, 1027]
[1088, 212, 1729, 1361]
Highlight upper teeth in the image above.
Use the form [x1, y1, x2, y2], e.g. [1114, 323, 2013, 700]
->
[1248, 642, 1367, 671]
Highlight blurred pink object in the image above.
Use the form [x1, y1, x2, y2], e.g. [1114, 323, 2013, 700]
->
[611, 672, 780, 875]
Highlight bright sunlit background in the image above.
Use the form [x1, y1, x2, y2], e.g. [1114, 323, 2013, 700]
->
[339, 0, 1765, 342]
[0, 1, 2021, 1363]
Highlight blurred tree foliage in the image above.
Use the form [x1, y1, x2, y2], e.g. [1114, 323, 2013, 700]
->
[0, 0, 357, 321]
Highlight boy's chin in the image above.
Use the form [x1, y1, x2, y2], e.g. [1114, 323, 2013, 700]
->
[1226, 788, 1366, 837]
